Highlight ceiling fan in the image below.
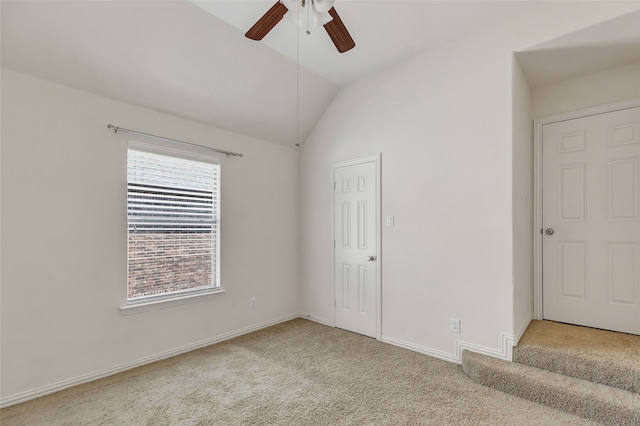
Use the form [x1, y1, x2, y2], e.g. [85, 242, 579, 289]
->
[245, 0, 355, 53]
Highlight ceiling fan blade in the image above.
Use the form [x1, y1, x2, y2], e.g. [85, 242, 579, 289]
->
[245, 1, 288, 41]
[323, 7, 355, 53]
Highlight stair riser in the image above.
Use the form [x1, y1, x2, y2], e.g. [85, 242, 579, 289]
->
[514, 346, 640, 394]
[462, 350, 640, 426]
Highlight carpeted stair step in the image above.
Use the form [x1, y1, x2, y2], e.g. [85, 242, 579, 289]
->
[462, 350, 640, 426]
[513, 320, 640, 394]
[514, 343, 640, 394]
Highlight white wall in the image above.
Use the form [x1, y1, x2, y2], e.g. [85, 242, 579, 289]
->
[300, 2, 640, 361]
[512, 57, 533, 338]
[532, 61, 640, 118]
[0, 70, 300, 404]
[3, 1, 640, 408]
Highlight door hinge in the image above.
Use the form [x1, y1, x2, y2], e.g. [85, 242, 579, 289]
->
[334, 181, 336, 190]
[334, 298, 336, 307]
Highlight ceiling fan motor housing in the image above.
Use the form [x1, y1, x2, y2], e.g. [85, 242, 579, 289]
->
[246, 0, 355, 53]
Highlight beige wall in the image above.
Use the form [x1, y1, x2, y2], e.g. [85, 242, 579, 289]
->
[532, 61, 640, 119]
[300, 2, 640, 362]
[512, 57, 533, 339]
[1, 70, 300, 403]
[3, 0, 640, 408]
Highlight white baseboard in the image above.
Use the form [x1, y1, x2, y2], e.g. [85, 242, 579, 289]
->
[2, 314, 524, 408]
[0, 313, 300, 409]
[381, 335, 459, 363]
[381, 330, 517, 365]
[513, 314, 533, 346]
[298, 312, 331, 326]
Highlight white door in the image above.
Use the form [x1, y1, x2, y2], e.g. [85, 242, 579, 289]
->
[333, 157, 379, 338]
[542, 106, 640, 334]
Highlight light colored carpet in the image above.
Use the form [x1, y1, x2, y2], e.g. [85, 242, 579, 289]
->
[1, 319, 597, 425]
[462, 350, 640, 426]
[514, 320, 640, 393]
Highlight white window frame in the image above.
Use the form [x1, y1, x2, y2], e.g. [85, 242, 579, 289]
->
[121, 140, 225, 315]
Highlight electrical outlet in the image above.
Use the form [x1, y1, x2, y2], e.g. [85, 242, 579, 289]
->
[250, 297, 257, 309]
[450, 318, 461, 334]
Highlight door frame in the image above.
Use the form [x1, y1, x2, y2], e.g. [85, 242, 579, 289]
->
[330, 153, 382, 339]
[533, 98, 640, 320]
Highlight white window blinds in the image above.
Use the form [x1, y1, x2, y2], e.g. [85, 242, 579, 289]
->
[127, 143, 220, 301]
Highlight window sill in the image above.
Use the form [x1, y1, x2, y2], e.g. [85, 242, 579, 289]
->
[120, 288, 226, 315]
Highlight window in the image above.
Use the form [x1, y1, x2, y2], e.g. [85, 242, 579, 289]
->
[126, 141, 220, 303]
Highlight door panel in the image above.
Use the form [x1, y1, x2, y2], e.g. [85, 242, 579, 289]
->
[334, 160, 378, 337]
[543, 106, 640, 334]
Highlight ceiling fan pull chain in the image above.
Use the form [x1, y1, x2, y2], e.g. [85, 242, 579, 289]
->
[306, 0, 311, 34]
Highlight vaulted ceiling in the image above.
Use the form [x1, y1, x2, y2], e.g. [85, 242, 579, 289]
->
[2, 1, 639, 147]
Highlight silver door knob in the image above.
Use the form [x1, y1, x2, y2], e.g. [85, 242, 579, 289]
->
[367, 255, 376, 261]
[545, 228, 554, 235]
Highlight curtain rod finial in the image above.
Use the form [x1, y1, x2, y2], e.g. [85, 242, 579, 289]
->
[107, 124, 119, 134]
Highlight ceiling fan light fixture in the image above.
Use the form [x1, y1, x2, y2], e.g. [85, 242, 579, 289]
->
[246, 0, 354, 53]
[312, 0, 335, 14]
[282, 0, 334, 32]
[312, 9, 333, 27]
